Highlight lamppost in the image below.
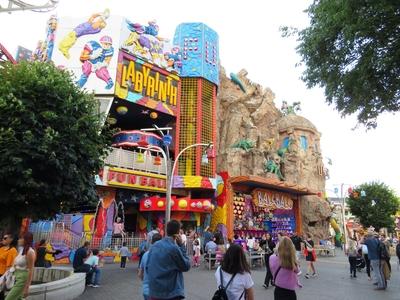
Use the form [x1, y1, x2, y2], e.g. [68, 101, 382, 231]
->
[339, 183, 353, 251]
[166, 142, 213, 223]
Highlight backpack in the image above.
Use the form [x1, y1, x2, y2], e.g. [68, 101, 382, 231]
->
[212, 268, 242, 300]
[378, 241, 390, 260]
[396, 243, 400, 257]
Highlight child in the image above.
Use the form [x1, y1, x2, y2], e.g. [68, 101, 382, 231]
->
[193, 240, 201, 267]
[119, 242, 131, 269]
[84, 249, 101, 287]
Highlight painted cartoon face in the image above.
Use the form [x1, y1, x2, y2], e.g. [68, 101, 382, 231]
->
[49, 19, 57, 31]
[101, 42, 112, 50]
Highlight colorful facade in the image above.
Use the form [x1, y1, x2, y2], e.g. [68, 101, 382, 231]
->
[36, 12, 219, 237]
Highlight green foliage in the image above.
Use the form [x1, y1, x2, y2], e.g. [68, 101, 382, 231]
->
[0, 61, 113, 223]
[283, 0, 400, 128]
[347, 182, 399, 231]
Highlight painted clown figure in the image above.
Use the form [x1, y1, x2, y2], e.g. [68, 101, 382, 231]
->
[58, 9, 110, 59]
[76, 36, 114, 89]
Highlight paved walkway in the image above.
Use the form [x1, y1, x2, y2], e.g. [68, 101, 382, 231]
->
[77, 251, 400, 300]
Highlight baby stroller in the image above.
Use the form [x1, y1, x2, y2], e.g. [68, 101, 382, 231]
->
[356, 248, 365, 272]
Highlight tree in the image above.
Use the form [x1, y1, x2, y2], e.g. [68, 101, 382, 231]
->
[0, 61, 113, 230]
[347, 182, 399, 231]
[283, 0, 400, 128]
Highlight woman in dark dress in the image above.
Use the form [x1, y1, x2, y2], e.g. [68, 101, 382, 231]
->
[304, 234, 317, 278]
[260, 233, 276, 288]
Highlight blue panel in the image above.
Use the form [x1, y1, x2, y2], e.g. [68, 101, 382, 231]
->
[173, 23, 219, 85]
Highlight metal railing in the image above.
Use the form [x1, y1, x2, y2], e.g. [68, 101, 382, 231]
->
[104, 147, 168, 175]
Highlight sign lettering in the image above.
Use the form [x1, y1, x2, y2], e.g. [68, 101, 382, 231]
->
[252, 189, 293, 210]
[107, 170, 166, 192]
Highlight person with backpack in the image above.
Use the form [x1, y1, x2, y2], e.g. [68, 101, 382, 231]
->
[259, 233, 276, 289]
[364, 233, 386, 290]
[213, 243, 254, 300]
[269, 237, 302, 300]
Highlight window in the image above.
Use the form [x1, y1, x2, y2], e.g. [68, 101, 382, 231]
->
[300, 136, 308, 150]
[281, 137, 290, 148]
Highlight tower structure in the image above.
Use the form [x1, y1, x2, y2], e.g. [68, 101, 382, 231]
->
[173, 23, 219, 180]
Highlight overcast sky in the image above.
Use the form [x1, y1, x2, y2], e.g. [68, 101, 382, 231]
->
[1, 0, 399, 196]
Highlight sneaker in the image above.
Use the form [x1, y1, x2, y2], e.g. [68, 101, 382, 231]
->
[92, 285, 100, 288]
[87, 284, 94, 287]
[262, 284, 268, 289]
[311, 273, 317, 278]
[304, 274, 310, 279]
[297, 270, 302, 276]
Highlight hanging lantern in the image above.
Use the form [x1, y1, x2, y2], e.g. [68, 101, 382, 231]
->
[361, 190, 366, 197]
[136, 152, 145, 163]
[201, 153, 209, 165]
[162, 134, 173, 146]
[317, 191, 322, 198]
[207, 147, 216, 159]
[150, 112, 158, 119]
[348, 187, 353, 194]
[116, 106, 128, 115]
[353, 191, 359, 199]
[154, 156, 162, 166]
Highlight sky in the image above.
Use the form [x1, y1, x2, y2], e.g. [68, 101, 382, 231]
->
[1, 0, 399, 196]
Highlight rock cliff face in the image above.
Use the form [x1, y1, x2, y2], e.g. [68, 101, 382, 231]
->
[216, 68, 331, 239]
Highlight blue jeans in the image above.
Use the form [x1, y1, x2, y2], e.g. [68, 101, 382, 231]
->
[144, 295, 150, 300]
[371, 259, 385, 289]
[90, 268, 101, 285]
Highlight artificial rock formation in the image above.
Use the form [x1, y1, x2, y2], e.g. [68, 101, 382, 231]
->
[216, 68, 331, 239]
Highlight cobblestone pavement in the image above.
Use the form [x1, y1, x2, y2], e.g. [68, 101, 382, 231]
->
[77, 251, 400, 300]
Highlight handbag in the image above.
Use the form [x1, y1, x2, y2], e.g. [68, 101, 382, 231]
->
[0, 267, 16, 291]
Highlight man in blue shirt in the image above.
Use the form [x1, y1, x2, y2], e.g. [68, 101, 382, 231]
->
[73, 241, 90, 272]
[139, 233, 162, 299]
[364, 233, 386, 290]
[146, 220, 190, 299]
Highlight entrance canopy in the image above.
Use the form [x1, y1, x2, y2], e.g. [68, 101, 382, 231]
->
[229, 175, 317, 196]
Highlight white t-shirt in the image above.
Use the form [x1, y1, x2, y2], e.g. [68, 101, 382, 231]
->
[247, 238, 255, 249]
[85, 255, 99, 267]
[215, 267, 254, 300]
[181, 234, 187, 246]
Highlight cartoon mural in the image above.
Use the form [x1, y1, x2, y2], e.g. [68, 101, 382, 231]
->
[76, 35, 114, 89]
[52, 11, 121, 94]
[58, 9, 110, 59]
[31, 15, 58, 62]
[120, 19, 182, 73]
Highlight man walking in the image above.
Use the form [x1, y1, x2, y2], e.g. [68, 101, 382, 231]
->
[364, 233, 386, 290]
[146, 220, 190, 299]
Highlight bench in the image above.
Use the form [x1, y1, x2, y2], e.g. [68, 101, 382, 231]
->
[315, 245, 336, 257]
[204, 252, 218, 270]
[247, 251, 265, 268]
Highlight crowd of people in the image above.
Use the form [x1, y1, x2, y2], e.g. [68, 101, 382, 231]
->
[1, 224, 399, 300]
[345, 231, 397, 291]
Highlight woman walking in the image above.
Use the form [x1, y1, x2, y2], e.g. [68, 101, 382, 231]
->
[214, 244, 255, 300]
[303, 234, 317, 279]
[269, 237, 301, 300]
[260, 233, 276, 289]
[346, 237, 358, 278]
[5, 232, 36, 300]
[0, 233, 18, 300]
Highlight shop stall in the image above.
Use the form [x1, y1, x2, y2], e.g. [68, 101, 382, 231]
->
[227, 175, 316, 240]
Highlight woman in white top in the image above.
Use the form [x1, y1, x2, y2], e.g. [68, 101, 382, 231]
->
[5, 232, 36, 300]
[215, 244, 255, 300]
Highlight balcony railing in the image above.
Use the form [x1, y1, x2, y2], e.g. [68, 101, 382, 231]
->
[104, 147, 168, 175]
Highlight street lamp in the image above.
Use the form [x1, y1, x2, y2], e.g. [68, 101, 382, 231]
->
[166, 142, 213, 223]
